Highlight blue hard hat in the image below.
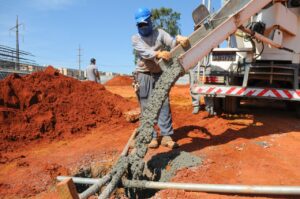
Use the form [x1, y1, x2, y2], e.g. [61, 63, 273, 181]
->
[135, 8, 152, 24]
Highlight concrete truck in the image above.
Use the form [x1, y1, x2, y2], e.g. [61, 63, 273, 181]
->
[187, 0, 300, 116]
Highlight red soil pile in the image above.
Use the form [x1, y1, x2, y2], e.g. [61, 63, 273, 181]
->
[105, 75, 133, 86]
[0, 66, 136, 152]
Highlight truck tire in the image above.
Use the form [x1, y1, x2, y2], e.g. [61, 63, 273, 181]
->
[213, 97, 223, 115]
[204, 97, 222, 115]
[223, 96, 238, 114]
[285, 101, 300, 118]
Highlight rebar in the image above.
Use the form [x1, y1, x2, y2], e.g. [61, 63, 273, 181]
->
[57, 129, 138, 199]
[79, 175, 111, 199]
[57, 176, 97, 185]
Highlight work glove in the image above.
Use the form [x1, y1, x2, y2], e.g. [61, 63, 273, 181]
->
[156, 50, 171, 61]
[176, 35, 189, 48]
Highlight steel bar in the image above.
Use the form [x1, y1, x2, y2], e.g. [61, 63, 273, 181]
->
[123, 180, 300, 195]
[57, 176, 99, 185]
[120, 129, 137, 157]
[0, 45, 34, 56]
[0, 59, 37, 65]
[0, 48, 33, 56]
[97, 129, 138, 199]
[57, 175, 110, 199]
[79, 175, 111, 199]
[0, 53, 35, 61]
[57, 129, 137, 199]
[98, 163, 128, 199]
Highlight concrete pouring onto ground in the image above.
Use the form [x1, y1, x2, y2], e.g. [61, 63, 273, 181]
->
[129, 58, 183, 179]
[147, 150, 203, 182]
[100, 58, 184, 197]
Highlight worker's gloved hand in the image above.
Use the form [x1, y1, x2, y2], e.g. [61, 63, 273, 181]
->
[156, 50, 171, 61]
[176, 35, 189, 48]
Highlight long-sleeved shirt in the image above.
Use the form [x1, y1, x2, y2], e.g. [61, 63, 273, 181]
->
[132, 28, 176, 73]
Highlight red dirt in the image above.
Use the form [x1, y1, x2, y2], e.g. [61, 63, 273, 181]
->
[1, 85, 300, 199]
[0, 66, 137, 153]
[104, 75, 133, 86]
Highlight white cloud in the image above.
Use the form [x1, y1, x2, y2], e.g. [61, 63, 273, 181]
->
[28, 0, 74, 10]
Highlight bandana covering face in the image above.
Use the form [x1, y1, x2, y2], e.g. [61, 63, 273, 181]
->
[138, 18, 153, 37]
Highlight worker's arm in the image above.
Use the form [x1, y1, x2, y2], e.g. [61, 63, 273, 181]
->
[160, 29, 177, 49]
[132, 34, 171, 61]
[132, 35, 157, 60]
[159, 29, 189, 48]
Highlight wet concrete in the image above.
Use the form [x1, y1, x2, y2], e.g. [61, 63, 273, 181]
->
[129, 59, 183, 179]
[101, 59, 184, 197]
[147, 150, 203, 182]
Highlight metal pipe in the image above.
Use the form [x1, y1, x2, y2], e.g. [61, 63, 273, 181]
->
[97, 129, 138, 199]
[57, 176, 99, 185]
[79, 175, 111, 199]
[57, 175, 111, 199]
[57, 129, 138, 199]
[120, 129, 137, 157]
[98, 163, 128, 199]
[207, 0, 211, 13]
[239, 26, 281, 48]
[123, 180, 300, 195]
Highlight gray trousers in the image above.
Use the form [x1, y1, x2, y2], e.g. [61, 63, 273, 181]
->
[189, 70, 200, 107]
[137, 72, 174, 138]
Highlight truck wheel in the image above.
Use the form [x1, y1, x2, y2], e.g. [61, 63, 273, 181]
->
[285, 101, 300, 118]
[223, 96, 238, 114]
[204, 97, 222, 115]
[285, 101, 295, 111]
[295, 102, 300, 118]
[213, 97, 223, 115]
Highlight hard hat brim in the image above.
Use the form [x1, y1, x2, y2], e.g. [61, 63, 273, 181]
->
[136, 16, 151, 24]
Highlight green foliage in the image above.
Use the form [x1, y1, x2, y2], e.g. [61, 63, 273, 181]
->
[133, 49, 138, 65]
[151, 7, 181, 37]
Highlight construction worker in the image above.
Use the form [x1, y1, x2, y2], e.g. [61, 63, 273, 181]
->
[86, 58, 100, 83]
[131, 7, 188, 148]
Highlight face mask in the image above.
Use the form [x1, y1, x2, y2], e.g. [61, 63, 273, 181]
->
[137, 19, 153, 37]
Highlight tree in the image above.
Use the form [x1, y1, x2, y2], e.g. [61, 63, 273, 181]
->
[151, 7, 181, 37]
[133, 7, 182, 64]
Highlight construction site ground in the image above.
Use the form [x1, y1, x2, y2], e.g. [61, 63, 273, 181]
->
[1, 79, 300, 198]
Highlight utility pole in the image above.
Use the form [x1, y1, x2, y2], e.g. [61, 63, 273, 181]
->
[78, 45, 82, 79]
[9, 15, 23, 71]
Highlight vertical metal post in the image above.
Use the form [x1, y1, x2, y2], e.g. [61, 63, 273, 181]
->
[9, 15, 22, 71]
[207, 0, 211, 13]
[16, 16, 20, 70]
[242, 64, 250, 87]
[294, 66, 299, 89]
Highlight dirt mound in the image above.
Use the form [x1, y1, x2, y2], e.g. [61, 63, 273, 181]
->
[105, 75, 133, 86]
[0, 66, 136, 152]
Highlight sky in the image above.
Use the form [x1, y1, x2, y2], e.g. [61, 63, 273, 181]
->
[0, 0, 222, 74]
